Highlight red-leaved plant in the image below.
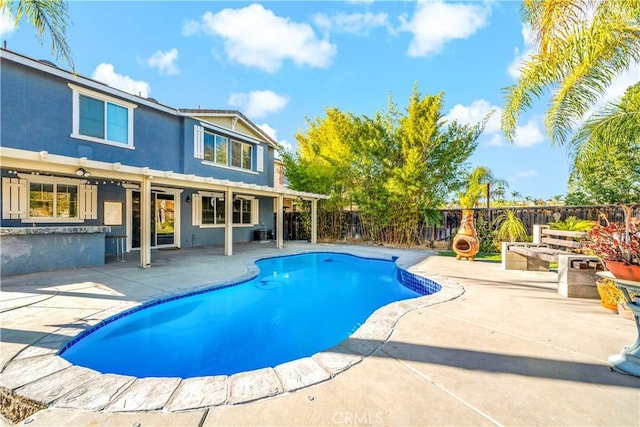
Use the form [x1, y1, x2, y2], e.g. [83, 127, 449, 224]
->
[585, 215, 640, 267]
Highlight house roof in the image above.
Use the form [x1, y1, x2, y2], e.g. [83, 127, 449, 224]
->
[0, 48, 278, 148]
[178, 109, 279, 148]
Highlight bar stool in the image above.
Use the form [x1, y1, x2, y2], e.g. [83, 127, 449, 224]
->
[106, 235, 127, 262]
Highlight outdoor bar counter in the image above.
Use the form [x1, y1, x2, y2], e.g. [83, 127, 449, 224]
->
[0, 226, 110, 276]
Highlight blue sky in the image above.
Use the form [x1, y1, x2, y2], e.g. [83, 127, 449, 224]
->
[2, 1, 638, 201]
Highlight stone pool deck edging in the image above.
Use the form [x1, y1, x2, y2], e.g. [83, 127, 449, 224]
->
[1, 248, 462, 417]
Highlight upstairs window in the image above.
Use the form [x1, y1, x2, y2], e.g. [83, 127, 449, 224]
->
[194, 126, 256, 173]
[203, 132, 229, 166]
[231, 140, 252, 170]
[70, 84, 136, 148]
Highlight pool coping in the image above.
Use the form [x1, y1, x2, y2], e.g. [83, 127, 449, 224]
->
[0, 250, 465, 414]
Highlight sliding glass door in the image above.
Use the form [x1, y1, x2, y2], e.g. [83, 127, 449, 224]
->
[131, 191, 175, 249]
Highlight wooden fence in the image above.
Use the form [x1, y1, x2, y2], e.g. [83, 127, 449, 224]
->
[336, 205, 638, 244]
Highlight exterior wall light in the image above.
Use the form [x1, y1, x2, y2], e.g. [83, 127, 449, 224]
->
[75, 168, 91, 177]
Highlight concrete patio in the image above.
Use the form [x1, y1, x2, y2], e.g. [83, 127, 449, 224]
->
[1, 242, 638, 426]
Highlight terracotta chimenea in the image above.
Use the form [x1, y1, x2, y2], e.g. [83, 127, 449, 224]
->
[453, 209, 480, 261]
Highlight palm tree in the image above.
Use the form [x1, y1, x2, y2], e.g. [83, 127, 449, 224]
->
[493, 183, 507, 203]
[458, 166, 507, 208]
[2, 0, 73, 69]
[502, 0, 640, 146]
[510, 191, 522, 204]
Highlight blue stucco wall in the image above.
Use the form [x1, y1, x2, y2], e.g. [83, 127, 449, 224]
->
[2, 59, 275, 186]
[1, 61, 184, 171]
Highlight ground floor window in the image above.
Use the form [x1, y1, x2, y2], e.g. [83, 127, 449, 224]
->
[2, 176, 97, 222]
[202, 194, 225, 225]
[233, 198, 252, 224]
[30, 182, 78, 219]
[191, 192, 258, 227]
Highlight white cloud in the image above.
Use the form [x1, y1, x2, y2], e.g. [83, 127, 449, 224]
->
[486, 133, 504, 147]
[513, 116, 545, 148]
[445, 99, 501, 134]
[258, 123, 293, 152]
[91, 63, 151, 98]
[228, 90, 288, 118]
[446, 99, 546, 149]
[590, 63, 640, 113]
[147, 48, 180, 75]
[313, 12, 389, 35]
[514, 170, 538, 179]
[508, 24, 534, 79]
[181, 19, 200, 36]
[194, 4, 336, 73]
[0, 9, 15, 37]
[401, 0, 491, 57]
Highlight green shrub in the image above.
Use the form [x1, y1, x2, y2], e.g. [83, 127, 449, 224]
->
[548, 216, 595, 232]
[476, 212, 497, 253]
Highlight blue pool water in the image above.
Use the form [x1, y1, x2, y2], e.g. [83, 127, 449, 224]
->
[59, 252, 435, 378]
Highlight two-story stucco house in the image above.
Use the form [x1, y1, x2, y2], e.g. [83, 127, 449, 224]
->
[0, 49, 326, 275]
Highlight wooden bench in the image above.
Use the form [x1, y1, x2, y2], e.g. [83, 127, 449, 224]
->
[502, 225, 602, 299]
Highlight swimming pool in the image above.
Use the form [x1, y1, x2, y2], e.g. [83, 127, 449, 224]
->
[59, 252, 440, 378]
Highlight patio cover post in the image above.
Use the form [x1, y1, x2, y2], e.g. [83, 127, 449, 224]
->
[225, 187, 233, 256]
[276, 195, 284, 249]
[311, 199, 318, 244]
[140, 175, 152, 268]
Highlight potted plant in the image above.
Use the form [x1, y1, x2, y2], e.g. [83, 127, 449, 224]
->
[595, 277, 638, 319]
[585, 205, 640, 281]
[595, 277, 623, 312]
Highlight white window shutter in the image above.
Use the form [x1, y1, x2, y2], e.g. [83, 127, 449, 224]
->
[2, 177, 27, 219]
[251, 199, 259, 225]
[192, 193, 201, 226]
[256, 145, 264, 172]
[79, 184, 98, 219]
[194, 125, 204, 159]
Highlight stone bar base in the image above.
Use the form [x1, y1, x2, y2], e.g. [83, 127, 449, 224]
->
[0, 226, 110, 276]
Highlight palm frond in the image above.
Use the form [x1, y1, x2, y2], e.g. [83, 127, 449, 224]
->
[501, 54, 558, 141]
[503, 0, 640, 145]
[522, 0, 591, 54]
[545, 12, 640, 145]
[569, 82, 640, 162]
[13, 0, 73, 69]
